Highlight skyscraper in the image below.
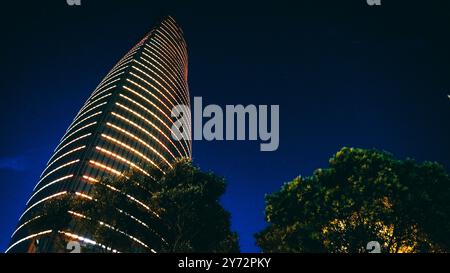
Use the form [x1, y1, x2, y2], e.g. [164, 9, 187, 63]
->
[7, 16, 191, 253]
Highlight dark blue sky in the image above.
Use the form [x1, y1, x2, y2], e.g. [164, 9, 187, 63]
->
[0, 0, 449, 252]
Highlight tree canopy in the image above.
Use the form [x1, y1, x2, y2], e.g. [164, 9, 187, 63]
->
[27, 159, 239, 253]
[255, 147, 450, 253]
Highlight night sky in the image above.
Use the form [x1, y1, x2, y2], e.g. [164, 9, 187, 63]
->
[0, 0, 449, 252]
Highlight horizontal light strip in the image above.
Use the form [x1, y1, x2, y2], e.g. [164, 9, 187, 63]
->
[143, 45, 188, 92]
[93, 77, 122, 96]
[96, 71, 125, 90]
[113, 54, 134, 70]
[107, 53, 134, 73]
[158, 25, 186, 56]
[117, 207, 149, 229]
[88, 85, 117, 103]
[135, 56, 189, 110]
[70, 102, 106, 128]
[140, 52, 188, 100]
[163, 19, 182, 38]
[122, 84, 178, 131]
[73, 183, 165, 244]
[150, 39, 184, 74]
[57, 121, 96, 152]
[78, 91, 111, 115]
[98, 220, 152, 251]
[89, 160, 123, 176]
[110, 112, 177, 160]
[145, 42, 184, 78]
[158, 25, 187, 57]
[95, 146, 150, 176]
[59, 230, 95, 245]
[50, 133, 91, 164]
[34, 159, 79, 191]
[68, 210, 154, 252]
[124, 78, 191, 138]
[82, 175, 98, 183]
[153, 34, 185, 68]
[151, 38, 186, 82]
[10, 215, 41, 239]
[58, 230, 119, 253]
[66, 111, 102, 135]
[19, 191, 67, 221]
[106, 122, 172, 168]
[117, 207, 167, 245]
[135, 53, 188, 106]
[160, 22, 188, 57]
[75, 191, 93, 200]
[130, 62, 186, 107]
[101, 134, 164, 173]
[118, 92, 190, 154]
[42, 146, 86, 177]
[5, 230, 52, 253]
[114, 103, 186, 158]
[105, 184, 160, 218]
[27, 175, 74, 205]
[101, 64, 128, 83]
[129, 66, 177, 107]
[138, 54, 187, 101]
[143, 42, 185, 78]
[80, 177, 159, 229]
[68, 210, 86, 219]
[92, 62, 127, 93]
[155, 29, 187, 68]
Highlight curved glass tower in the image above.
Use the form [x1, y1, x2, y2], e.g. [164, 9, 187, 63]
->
[7, 16, 191, 253]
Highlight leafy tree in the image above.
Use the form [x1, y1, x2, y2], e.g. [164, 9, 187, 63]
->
[255, 147, 450, 253]
[26, 194, 75, 252]
[25, 159, 239, 253]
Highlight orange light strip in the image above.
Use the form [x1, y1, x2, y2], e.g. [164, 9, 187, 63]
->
[131, 60, 188, 107]
[110, 112, 177, 160]
[58, 121, 96, 149]
[6, 230, 53, 253]
[140, 51, 187, 96]
[138, 48, 189, 104]
[137, 54, 188, 104]
[82, 175, 98, 183]
[106, 122, 172, 168]
[100, 134, 164, 173]
[151, 38, 185, 74]
[114, 102, 187, 158]
[50, 133, 91, 163]
[155, 29, 188, 68]
[142, 44, 188, 93]
[27, 175, 74, 205]
[35, 159, 79, 190]
[89, 160, 123, 176]
[66, 111, 102, 135]
[95, 146, 150, 176]
[19, 191, 67, 221]
[42, 146, 86, 176]
[118, 92, 191, 155]
[78, 91, 111, 115]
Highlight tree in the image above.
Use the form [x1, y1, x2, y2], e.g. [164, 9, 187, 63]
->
[26, 194, 75, 252]
[25, 159, 239, 253]
[255, 147, 450, 253]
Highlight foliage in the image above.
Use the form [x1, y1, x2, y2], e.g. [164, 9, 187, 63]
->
[255, 147, 450, 253]
[26, 159, 239, 253]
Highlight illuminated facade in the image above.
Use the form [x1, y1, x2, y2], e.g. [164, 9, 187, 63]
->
[7, 16, 191, 253]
